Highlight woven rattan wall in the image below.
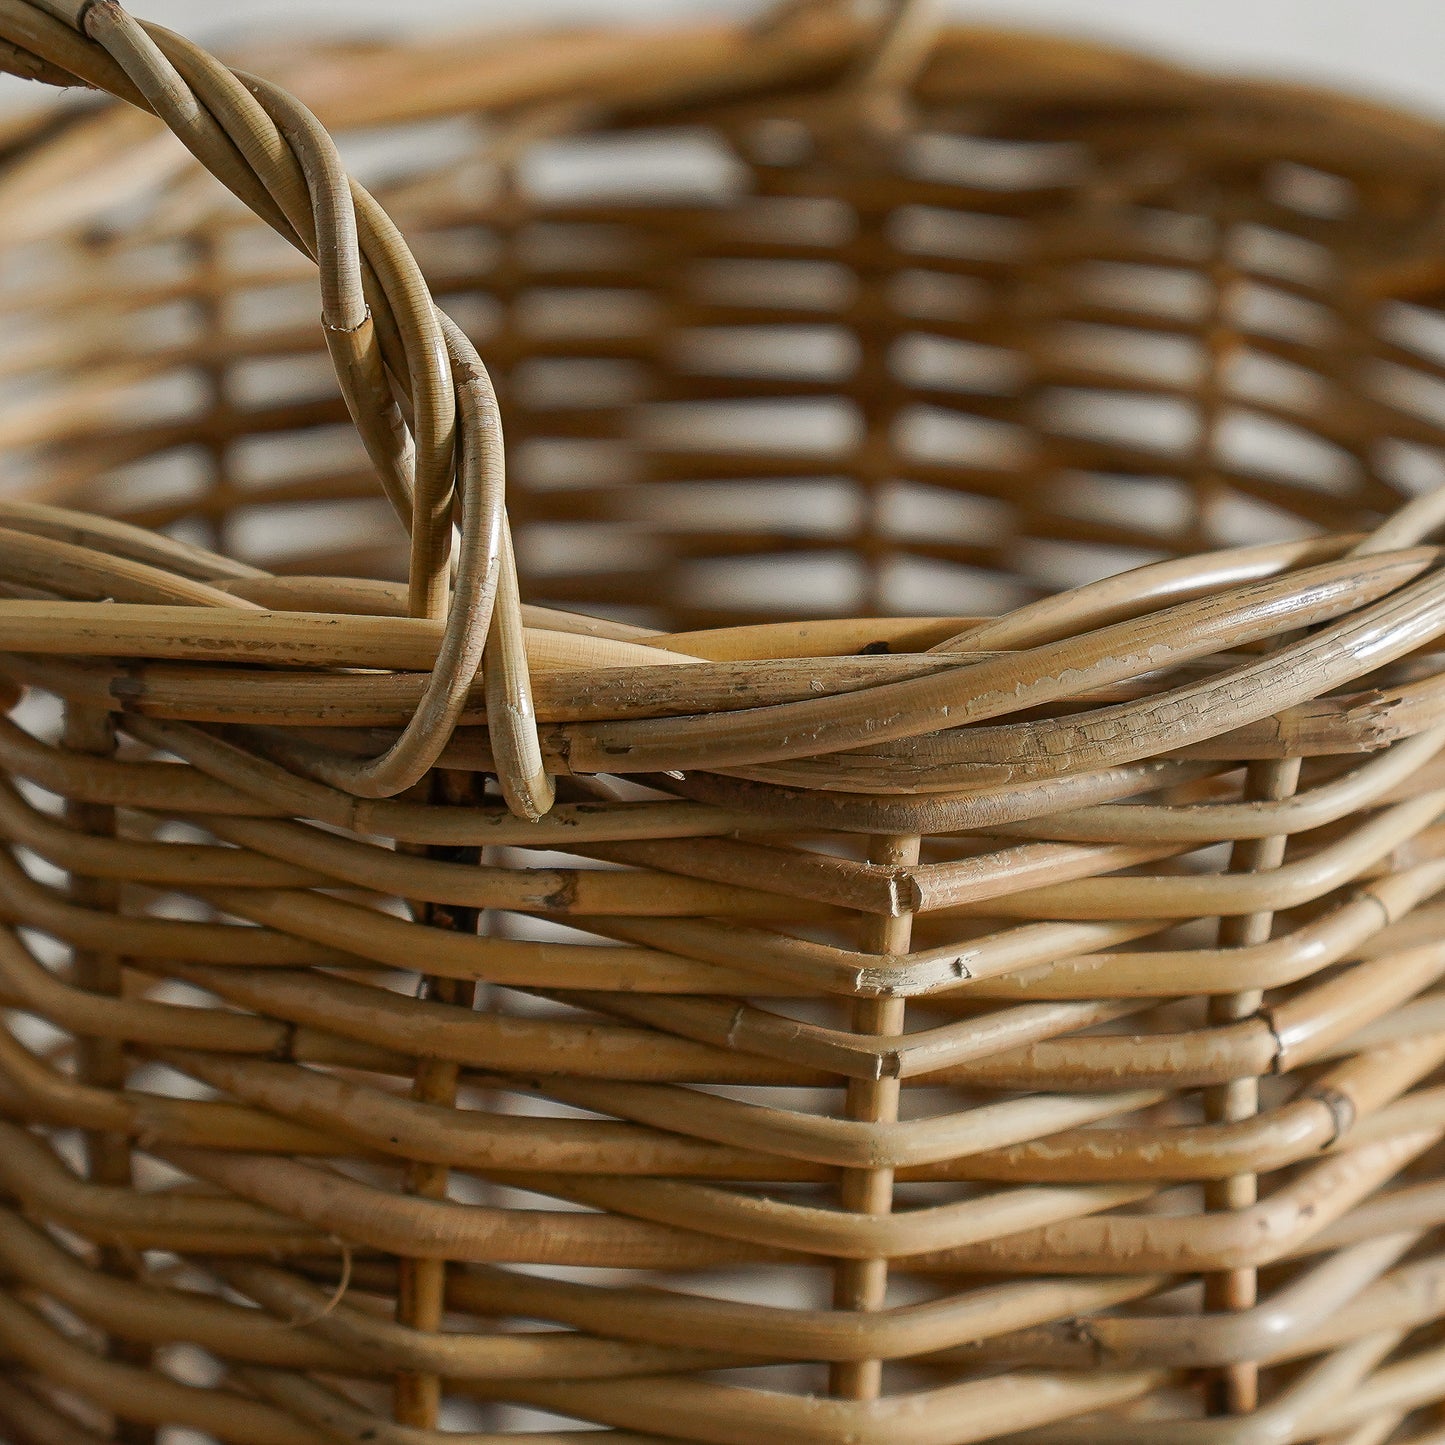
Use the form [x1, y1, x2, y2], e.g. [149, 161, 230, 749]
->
[4, 1, 1445, 1441]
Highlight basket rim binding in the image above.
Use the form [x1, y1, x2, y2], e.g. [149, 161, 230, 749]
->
[1, 0, 1445, 837]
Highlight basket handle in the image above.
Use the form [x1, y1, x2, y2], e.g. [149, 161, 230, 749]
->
[0, 0, 552, 817]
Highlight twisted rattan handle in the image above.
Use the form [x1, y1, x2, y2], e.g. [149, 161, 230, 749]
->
[0, 0, 552, 816]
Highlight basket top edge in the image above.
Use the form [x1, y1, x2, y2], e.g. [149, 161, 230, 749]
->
[13, 9, 1445, 163]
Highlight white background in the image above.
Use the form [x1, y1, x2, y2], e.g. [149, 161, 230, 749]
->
[3, 1, 1445, 121]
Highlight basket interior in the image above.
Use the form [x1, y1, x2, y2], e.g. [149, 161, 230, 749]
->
[6, 41, 1445, 631]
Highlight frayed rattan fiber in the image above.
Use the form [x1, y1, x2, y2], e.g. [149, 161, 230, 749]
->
[5, 0, 1445, 1439]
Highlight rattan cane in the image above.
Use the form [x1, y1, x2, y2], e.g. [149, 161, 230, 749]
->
[1, 0, 1445, 1440]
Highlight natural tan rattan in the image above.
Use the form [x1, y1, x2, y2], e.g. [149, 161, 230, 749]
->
[2, 0, 1445, 1440]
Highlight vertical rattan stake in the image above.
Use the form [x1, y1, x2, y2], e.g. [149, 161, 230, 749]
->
[830, 833, 920, 1399]
[394, 770, 483, 1427]
[1204, 755, 1303, 1414]
[63, 701, 154, 1445]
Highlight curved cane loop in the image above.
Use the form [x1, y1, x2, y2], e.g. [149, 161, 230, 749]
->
[0, 0, 547, 810]
[487, 526, 555, 823]
[257, 316, 506, 800]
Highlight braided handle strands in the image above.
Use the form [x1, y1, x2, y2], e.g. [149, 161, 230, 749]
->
[0, 0, 550, 815]
[8, 0, 1445, 1442]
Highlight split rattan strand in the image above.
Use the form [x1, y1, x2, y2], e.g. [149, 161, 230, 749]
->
[1, 0, 1445, 1440]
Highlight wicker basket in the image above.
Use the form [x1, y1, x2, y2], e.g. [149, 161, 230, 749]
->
[5, 0, 1445, 1440]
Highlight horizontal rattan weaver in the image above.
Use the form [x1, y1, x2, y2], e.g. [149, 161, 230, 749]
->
[4, 0, 1445, 1440]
